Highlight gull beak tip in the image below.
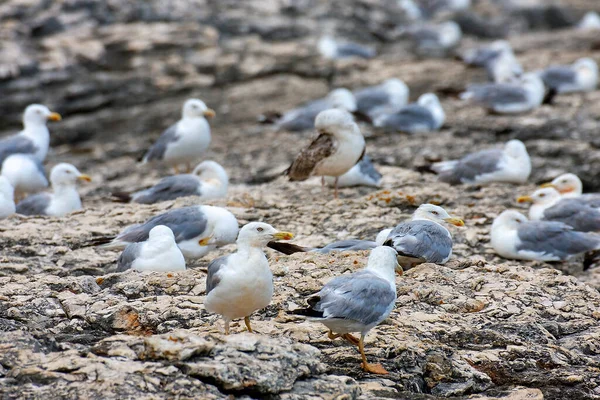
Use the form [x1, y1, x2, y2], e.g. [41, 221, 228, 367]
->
[203, 109, 216, 118]
[445, 217, 465, 227]
[77, 174, 92, 182]
[517, 196, 533, 204]
[48, 112, 62, 121]
[539, 183, 555, 189]
[273, 232, 294, 240]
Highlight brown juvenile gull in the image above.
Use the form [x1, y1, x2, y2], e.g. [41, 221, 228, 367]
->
[16, 163, 91, 217]
[142, 98, 215, 173]
[205, 222, 293, 335]
[384, 204, 464, 269]
[491, 210, 600, 261]
[112, 160, 228, 204]
[291, 246, 401, 375]
[0, 104, 61, 165]
[286, 109, 365, 198]
[432, 139, 531, 185]
[117, 225, 186, 272]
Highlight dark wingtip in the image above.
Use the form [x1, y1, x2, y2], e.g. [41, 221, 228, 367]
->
[111, 192, 132, 203]
[81, 236, 116, 248]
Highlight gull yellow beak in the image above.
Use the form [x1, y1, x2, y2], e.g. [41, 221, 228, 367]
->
[77, 174, 92, 182]
[444, 217, 464, 227]
[203, 109, 216, 118]
[539, 182, 555, 189]
[47, 112, 62, 121]
[198, 235, 213, 246]
[517, 195, 533, 203]
[272, 232, 294, 240]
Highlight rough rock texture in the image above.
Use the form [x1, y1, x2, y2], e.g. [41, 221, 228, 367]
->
[2, 0, 600, 399]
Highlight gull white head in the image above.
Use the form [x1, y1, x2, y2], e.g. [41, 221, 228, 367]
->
[503, 139, 531, 180]
[492, 210, 528, 232]
[367, 246, 402, 283]
[23, 104, 61, 128]
[375, 228, 393, 246]
[517, 187, 562, 220]
[182, 99, 216, 119]
[199, 206, 239, 247]
[0, 176, 15, 201]
[49, 163, 91, 188]
[574, 58, 598, 89]
[439, 21, 462, 47]
[543, 173, 582, 196]
[418, 93, 445, 129]
[399, 0, 422, 20]
[412, 204, 465, 226]
[236, 222, 294, 248]
[327, 88, 357, 112]
[578, 12, 600, 30]
[520, 73, 545, 106]
[193, 161, 229, 184]
[315, 108, 359, 137]
[148, 225, 177, 246]
[383, 79, 410, 108]
[318, 35, 337, 59]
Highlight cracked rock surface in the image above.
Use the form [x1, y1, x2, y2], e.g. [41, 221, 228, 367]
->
[2, 0, 600, 399]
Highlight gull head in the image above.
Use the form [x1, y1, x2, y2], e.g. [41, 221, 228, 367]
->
[199, 206, 239, 247]
[574, 58, 598, 75]
[369, 246, 402, 274]
[0, 176, 14, 201]
[148, 225, 177, 241]
[315, 108, 359, 137]
[504, 139, 528, 158]
[520, 73, 545, 104]
[327, 88, 357, 112]
[23, 104, 61, 127]
[418, 93, 445, 129]
[383, 78, 410, 107]
[413, 204, 464, 226]
[375, 228, 393, 246]
[439, 21, 462, 46]
[183, 98, 215, 119]
[541, 173, 582, 195]
[492, 210, 528, 231]
[192, 160, 229, 185]
[236, 222, 294, 248]
[50, 163, 91, 187]
[517, 187, 562, 206]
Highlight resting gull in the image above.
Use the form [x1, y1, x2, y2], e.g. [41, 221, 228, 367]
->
[540, 173, 600, 201]
[290, 246, 401, 374]
[460, 72, 545, 114]
[374, 93, 445, 133]
[275, 88, 357, 132]
[267, 227, 392, 255]
[1, 153, 48, 201]
[113, 160, 228, 204]
[0, 104, 61, 165]
[16, 163, 91, 217]
[318, 35, 376, 60]
[491, 210, 600, 261]
[462, 40, 522, 82]
[538, 58, 598, 98]
[517, 187, 600, 232]
[205, 222, 293, 334]
[432, 139, 531, 185]
[0, 177, 16, 219]
[117, 225, 186, 272]
[89, 205, 239, 260]
[402, 21, 462, 57]
[578, 12, 600, 31]
[384, 204, 464, 269]
[325, 155, 382, 188]
[353, 79, 409, 121]
[286, 109, 365, 198]
[142, 98, 215, 173]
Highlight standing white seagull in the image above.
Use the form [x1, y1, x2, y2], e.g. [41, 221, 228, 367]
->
[0, 177, 16, 219]
[291, 246, 401, 375]
[16, 163, 91, 217]
[286, 109, 365, 198]
[117, 225, 186, 272]
[0, 104, 61, 165]
[142, 98, 215, 173]
[205, 222, 294, 335]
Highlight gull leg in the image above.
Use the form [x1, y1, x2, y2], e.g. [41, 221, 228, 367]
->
[334, 177, 339, 199]
[244, 316, 254, 333]
[342, 333, 360, 346]
[328, 330, 342, 340]
[359, 335, 388, 375]
[321, 176, 325, 190]
[224, 318, 231, 335]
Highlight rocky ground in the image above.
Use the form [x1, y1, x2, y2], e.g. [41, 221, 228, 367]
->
[2, 0, 600, 399]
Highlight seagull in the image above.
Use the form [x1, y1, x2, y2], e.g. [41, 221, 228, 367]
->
[384, 204, 464, 269]
[353, 79, 410, 121]
[117, 225, 186, 272]
[16, 163, 91, 217]
[578, 11, 600, 31]
[205, 222, 293, 334]
[1, 153, 48, 201]
[0, 177, 16, 219]
[324, 155, 382, 188]
[142, 98, 215, 174]
[112, 160, 228, 204]
[462, 40, 523, 82]
[460, 73, 545, 114]
[491, 210, 600, 261]
[517, 187, 600, 232]
[374, 93, 445, 133]
[540, 173, 600, 201]
[403, 21, 462, 57]
[275, 88, 357, 132]
[267, 227, 393, 255]
[0, 104, 61, 165]
[538, 58, 598, 99]
[286, 109, 365, 198]
[290, 246, 401, 375]
[89, 205, 239, 260]
[318, 36, 376, 60]
[432, 139, 531, 185]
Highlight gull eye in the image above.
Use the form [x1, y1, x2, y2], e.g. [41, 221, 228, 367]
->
[539, 193, 545, 197]
[431, 211, 439, 215]
[257, 227, 264, 232]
